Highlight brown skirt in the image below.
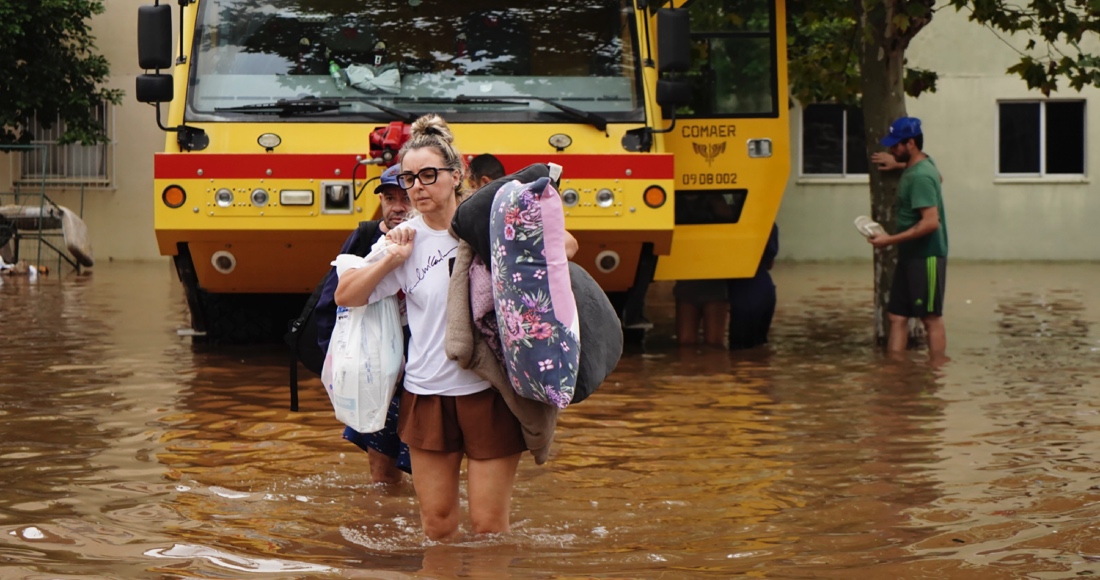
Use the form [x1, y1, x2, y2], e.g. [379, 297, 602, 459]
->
[398, 388, 527, 460]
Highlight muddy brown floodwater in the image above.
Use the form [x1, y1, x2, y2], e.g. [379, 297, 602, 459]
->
[3, 261, 1100, 579]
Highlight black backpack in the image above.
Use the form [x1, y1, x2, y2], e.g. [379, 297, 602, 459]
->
[285, 220, 382, 410]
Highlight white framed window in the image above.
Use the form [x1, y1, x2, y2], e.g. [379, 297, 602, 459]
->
[17, 103, 113, 186]
[800, 103, 868, 177]
[997, 100, 1085, 177]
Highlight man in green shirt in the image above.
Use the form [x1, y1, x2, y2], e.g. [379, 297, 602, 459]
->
[869, 117, 948, 355]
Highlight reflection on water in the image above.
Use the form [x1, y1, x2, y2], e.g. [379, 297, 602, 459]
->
[2, 262, 1100, 578]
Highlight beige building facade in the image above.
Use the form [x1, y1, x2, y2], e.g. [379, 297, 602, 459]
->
[782, 8, 1100, 262]
[2, 4, 1096, 264]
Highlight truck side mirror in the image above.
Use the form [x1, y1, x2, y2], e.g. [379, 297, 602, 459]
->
[656, 9, 692, 111]
[656, 8, 691, 74]
[137, 4, 174, 104]
[656, 79, 691, 109]
[136, 74, 174, 103]
[138, 5, 173, 70]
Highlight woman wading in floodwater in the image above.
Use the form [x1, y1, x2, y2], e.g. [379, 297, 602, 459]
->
[335, 114, 526, 540]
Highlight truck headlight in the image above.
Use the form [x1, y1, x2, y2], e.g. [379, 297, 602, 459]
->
[561, 188, 579, 207]
[215, 188, 234, 208]
[596, 188, 615, 208]
[250, 188, 269, 207]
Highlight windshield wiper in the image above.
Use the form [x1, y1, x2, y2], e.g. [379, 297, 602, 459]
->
[524, 96, 608, 133]
[401, 95, 608, 132]
[215, 98, 345, 117]
[214, 96, 416, 123]
[345, 96, 417, 124]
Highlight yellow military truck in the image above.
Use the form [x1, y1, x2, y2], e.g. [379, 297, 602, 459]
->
[135, 0, 788, 341]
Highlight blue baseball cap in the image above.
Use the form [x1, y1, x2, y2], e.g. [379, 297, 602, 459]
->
[374, 165, 401, 193]
[880, 117, 922, 147]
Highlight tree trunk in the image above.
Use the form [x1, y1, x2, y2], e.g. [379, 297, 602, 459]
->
[858, 1, 907, 346]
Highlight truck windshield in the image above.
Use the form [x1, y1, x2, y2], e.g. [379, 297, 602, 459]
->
[189, 0, 643, 124]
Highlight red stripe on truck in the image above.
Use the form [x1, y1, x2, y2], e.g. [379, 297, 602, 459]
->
[155, 153, 675, 181]
[154, 153, 365, 180]
[489, 154, 674, 180]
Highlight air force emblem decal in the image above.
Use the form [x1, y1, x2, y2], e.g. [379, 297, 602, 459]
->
[693, 141, 726, 166]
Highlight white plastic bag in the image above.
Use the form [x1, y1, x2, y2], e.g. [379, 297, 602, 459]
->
[320, 242, 403, 433]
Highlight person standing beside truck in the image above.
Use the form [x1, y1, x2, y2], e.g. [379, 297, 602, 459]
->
[726, 222, 778, 350]
[867, 117, 949, 356]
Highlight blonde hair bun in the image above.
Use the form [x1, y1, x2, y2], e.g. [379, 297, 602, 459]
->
[411, 114, 454, 144]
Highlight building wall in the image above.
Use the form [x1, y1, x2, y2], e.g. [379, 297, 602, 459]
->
[8, 5, 1097, 264]
[778, 6, 1100, 262]
[87, 2, 170, 261]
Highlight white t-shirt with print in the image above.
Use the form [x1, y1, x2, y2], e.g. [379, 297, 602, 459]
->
[367, 216, 490, 397]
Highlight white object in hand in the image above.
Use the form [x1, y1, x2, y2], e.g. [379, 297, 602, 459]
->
[854, 215, 886, 238]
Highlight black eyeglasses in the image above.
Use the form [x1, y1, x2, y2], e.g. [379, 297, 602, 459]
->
[396, 167, 454, 190]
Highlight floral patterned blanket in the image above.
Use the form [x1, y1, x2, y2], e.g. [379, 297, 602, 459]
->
[490, 177, 580, 408]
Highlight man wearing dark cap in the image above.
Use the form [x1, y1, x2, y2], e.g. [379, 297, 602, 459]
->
[374, 164, 414, 237]
[868, 116, 949, 355]
[316, 164, 413, 483]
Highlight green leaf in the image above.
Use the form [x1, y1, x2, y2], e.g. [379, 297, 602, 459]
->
[893, 14, 911, 33]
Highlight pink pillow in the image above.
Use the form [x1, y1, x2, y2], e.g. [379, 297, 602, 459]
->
[489, 177, 580, 408]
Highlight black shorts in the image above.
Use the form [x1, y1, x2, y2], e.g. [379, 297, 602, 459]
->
[887, 256, 946, 318]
